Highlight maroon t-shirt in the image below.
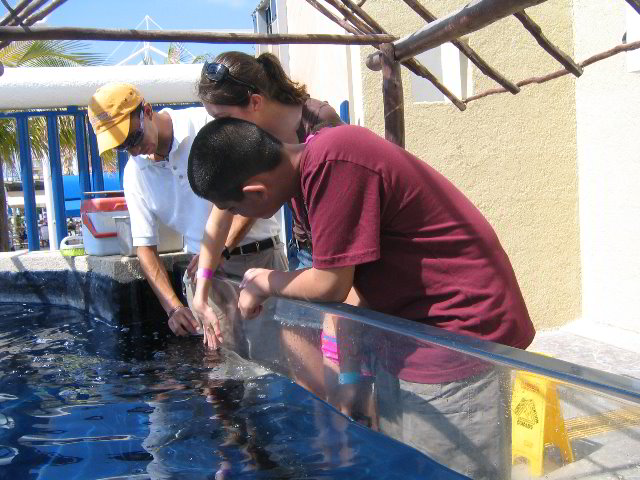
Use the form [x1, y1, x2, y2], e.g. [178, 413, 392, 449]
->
[290, 125, 535, 383]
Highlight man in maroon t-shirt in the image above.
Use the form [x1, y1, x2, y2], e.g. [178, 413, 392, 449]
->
[188, 118, 535, 478]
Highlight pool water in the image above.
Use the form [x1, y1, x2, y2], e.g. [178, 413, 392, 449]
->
[0, 303, 463, 479]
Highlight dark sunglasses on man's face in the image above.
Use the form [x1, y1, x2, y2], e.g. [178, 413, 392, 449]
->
[116, 108, 145, 152]
[202, 61, 257, 92]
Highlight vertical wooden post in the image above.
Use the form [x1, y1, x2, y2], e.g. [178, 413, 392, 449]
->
[380, 43, 405, 148]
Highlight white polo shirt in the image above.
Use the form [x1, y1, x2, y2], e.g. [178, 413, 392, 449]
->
[123, 106, 280, 254]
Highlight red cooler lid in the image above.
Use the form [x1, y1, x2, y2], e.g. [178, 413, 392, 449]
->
[81, 196, 128, 214]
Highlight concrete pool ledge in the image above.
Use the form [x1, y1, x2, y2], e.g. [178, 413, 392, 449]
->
[0, 249, 191, 322]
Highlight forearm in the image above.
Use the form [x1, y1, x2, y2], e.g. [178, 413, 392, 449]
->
[137, 245, 181, 313]
[194, 207, 233, 305]
[225, 215, 257, 250]
[261, 267, 354, 303]
[198, 207, 233, 273]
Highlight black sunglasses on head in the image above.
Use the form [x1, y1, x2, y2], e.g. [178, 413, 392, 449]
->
[203, 61, 257, 92]
[116, 108, 145, 152]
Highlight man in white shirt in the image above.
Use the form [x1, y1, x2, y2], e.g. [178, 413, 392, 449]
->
[88, 83, 286, 337]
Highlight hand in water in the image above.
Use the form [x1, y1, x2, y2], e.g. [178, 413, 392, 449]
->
[167, 306, 200, 336]
[192, 298, 224, 349]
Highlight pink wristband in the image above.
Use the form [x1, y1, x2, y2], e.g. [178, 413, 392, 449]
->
[197, 267, 213, 279]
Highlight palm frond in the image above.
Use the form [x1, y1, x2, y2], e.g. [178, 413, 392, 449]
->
[166, 42, 192, 65]
[0, 41, 33, 66]
[101, 150, 117, 171]
[1, 41, 104, 67]
[57, 115, 78, 164]
[0, 119, 18, 163]
[191, 54, 210, 64]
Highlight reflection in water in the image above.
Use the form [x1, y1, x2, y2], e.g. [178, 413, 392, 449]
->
[0, 303, 464, 479]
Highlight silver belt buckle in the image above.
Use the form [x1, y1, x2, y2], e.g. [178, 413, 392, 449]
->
[255, 240, 261, 253]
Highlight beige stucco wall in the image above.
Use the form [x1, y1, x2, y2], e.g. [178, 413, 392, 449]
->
[574, 1, 640, 332]
[360, 0, 581, 330]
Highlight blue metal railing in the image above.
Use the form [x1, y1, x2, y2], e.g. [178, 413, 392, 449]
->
[45, 112, 67, 246]
[1, 102, 199, 251]
[16, 115, 39, 251]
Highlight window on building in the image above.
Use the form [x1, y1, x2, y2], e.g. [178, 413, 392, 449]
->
[269, 0, 277, 22]
[254, 0, 278, 36]
[410, 42, 472, 104]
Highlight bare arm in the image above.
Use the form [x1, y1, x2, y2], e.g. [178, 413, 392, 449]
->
[192, 209, 260, 349]
[238, 266, 355, 318]
[188, 212, 257, 281]
[192, 207, 233, 349]
[226, 215, 257, 250]
[137, 245, 182, 313]
[137, 245, 199, 335]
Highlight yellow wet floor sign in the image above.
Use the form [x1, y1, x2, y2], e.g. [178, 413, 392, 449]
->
[511, 370, 574, 476]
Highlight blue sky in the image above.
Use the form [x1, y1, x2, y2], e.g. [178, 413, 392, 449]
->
[1, 0, 259, 64]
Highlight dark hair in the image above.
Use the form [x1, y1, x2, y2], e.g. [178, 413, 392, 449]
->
[188, 117, 284, 203]
[197, 51, 309, 107]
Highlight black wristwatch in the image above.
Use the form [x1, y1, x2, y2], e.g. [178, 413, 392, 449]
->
[221, 246, 231, 260]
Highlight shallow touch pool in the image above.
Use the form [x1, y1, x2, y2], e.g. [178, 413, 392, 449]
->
[0, 303, 465, 479]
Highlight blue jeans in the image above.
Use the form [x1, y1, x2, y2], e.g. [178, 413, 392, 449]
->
[288, 246, 312, 271]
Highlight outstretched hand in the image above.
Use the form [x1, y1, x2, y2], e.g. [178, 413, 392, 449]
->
[192, 298, 224, 350]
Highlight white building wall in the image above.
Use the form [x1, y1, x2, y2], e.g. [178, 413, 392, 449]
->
[283, 1, 361, 123]
[575, 1, 640, 332]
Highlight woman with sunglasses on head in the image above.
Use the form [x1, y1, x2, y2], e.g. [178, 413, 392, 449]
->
[191, 53, 374, 418]
[190, 51, 343, 353]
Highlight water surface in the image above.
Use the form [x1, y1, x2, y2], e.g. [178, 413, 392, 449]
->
[0, 303, 462, 479]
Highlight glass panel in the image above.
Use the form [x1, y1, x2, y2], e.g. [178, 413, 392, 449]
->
[208, 275, 640, 479]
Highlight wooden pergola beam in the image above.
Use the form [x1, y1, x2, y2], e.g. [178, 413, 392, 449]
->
[0, 25, 396, 45]
[402, 0, 519, 94]
[367, 0, 548, 70]
[339, 0, 385, 34]
[8, 0, 50, 26]
[21, 0, 67, 25]
[401, 57, 466, 110]
[323, 0, 376, 36]
[321, 0, 466, 110]
[0, 0, 33, 26]
[465, 40, 640, 103]
[305, 0, 357, 35]
[514, 10, 582, 77]
[381, 43, 405, 147]
[0, 0, 68, 50]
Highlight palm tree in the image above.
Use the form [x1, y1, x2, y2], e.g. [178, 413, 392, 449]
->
[0, 40, 104, 251]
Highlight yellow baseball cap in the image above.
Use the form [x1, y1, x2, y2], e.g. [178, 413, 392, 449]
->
[88, 83, 143, 155]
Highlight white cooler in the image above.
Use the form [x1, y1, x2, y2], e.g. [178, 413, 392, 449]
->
[81, 194, 128, 256]
[81, 193, 183, 256]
